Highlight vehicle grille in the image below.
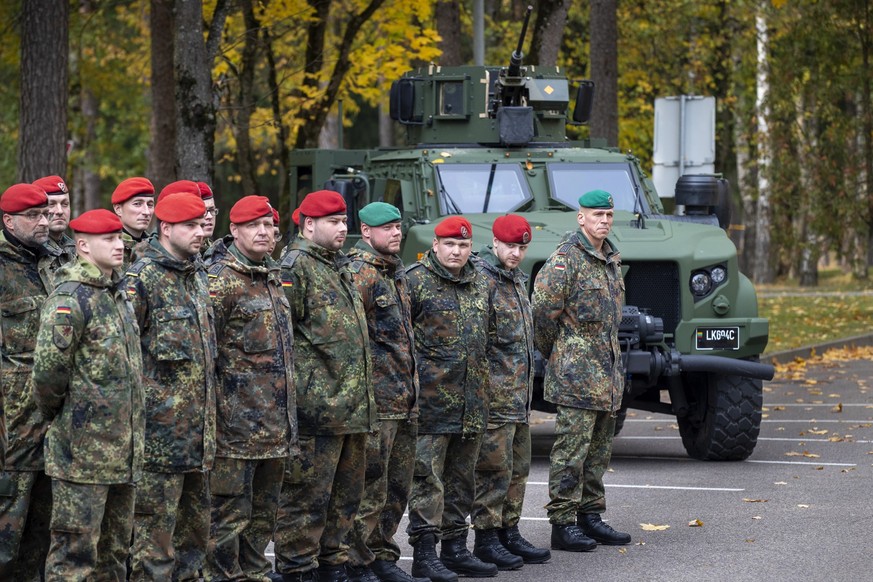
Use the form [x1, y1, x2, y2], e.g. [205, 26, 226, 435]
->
[623, 261, 680, 335]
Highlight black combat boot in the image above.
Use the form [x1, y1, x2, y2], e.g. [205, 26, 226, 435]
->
[317, 563, 350, 582]
[371, 559, 431, 582]
[578, 513, 632, 545]
[281, 569, 319, 582]
[347, 564, 381, 582]
[498, 525, 551, 564]
[440, 535, 498, 578]
[550, 524, 597, 552]
[472, 528, 523, 570]
[411, 534, 458, 582]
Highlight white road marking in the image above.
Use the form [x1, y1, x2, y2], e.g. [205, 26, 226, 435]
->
[525, 481, 744, 491]
[615, 435, 872, 443]
[746, 459, 856, 466]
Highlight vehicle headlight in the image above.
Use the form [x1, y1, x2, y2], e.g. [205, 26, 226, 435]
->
[690, 272, 712, 296]
[710, 266, 727, 285]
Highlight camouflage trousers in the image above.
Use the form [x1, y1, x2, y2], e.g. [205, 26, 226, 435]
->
[407, 432, 483, 544]
[0, 469, 51, 581]
[274, 433, 366, 574]
[348, 419, 417, 566]
[44, 478, 135, 582]
[545, 406, 616, 524]
[205, 456, 285, 581]
[471, 422, 531, 530]
[130, 470, 210, 581]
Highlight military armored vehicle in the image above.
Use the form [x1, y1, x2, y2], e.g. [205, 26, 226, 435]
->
[286, 10, 774, 461]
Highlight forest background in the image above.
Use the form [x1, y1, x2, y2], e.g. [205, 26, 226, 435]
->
[4, 0, 873, 287]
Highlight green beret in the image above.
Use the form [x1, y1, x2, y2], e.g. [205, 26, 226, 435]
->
[358, 202, 402, 226]
[578, 189, 614, 209]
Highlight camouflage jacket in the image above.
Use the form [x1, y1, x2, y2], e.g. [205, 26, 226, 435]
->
[32, 259, 144, 484]
[208, 244, 296, 459]
[406, 250, 491, 436]
[472, 247, 534, 424]
[126, 238, 217, 472]
[347, 240, 419, 421]
[122, 229, 147, 271]
[0, 230, 54, 470]
[280, 236, 374, 435]
[45, 233, 77, 276]
[202, 234, 230, 266]
[532, 230, 625, 412]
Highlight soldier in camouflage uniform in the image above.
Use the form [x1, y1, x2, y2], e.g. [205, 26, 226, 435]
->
[125, 192, 217, 580]
[345, 203, 425, 582]
[197, 182, 218, 254]
[470, 214, 550, 570]
[0, 184, 54, 580]
[205, 195, 296, 581]
[31, 209, 145, 581]
[405, 216, 496, 582]
[32, 176, 76, 274]
[532, 190, 631, 552]
[111, 177, 156, 269]
[274, 190, 375, 582]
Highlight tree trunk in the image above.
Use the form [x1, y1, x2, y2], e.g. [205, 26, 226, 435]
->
[752, 5, 774, 284]
[859, 0, 873, 278]
[435, 0, 463, 66]
[19, 0, 69, 181]
[529, 0, 570, 67]
[589, 0, 619, 147]
[264, 24, 289, 215]
[795, 93, 818, 287]
[174, 0, 230, 182]
[232, 0, 260, 195]
[149, 0, 177, 190]
[294, 0, 388, 149]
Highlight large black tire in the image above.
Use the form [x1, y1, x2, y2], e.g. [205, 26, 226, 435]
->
[678, 364, 763, 461]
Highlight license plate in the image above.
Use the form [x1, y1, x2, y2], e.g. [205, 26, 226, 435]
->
[696, 327, 740, 350]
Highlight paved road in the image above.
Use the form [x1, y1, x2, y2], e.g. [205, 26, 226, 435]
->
[268, 353, 873, 581]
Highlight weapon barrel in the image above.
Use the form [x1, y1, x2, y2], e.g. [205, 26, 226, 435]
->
[508, 5, 533, 78]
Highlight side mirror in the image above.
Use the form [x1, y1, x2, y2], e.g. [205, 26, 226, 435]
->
[572, 80, 595, 124]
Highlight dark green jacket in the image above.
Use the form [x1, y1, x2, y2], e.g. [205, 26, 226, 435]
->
[208, 244, 297, 458]
[126, 238, 217, 472]
[45, 233, 77, 276]
[473, 247, 534, 424]
[32, 259, 144, 484]
[533, 230, 625, 412]
[406, 250, 491, 436]
[347, 240, 419, 421]
[0, 230, 54, 470]
[280, 236, 375, 435]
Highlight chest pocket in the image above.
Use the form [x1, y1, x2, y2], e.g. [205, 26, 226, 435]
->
[576, 284, 606, 322]
[494, 304, 524, 345]
[306, 291, 349, 345]
[153, 306, 196, 361]
[419, 296, 459, 348]
[86, 322, 127, 389]
[1, 295, 42, 354]
[237, 298, 276, 354]
[373, 293, 400, 341]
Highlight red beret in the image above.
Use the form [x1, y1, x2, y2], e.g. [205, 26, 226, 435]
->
[272, 209, 280, 226]
[298, 190, 346, 218]
[1, 184, 48, 213]
[157, 180, 201, 204]
[492, 214, 532, 244]
[196, 182, 214, 199]
[434, 216, 473, 239]
[155, 192, 207, 223]
[112, 177, 155, 204]
[32, 175, 68, 196]
[292, 208, 300, 226]
[229, 195, 273, 224]
[69, 209, 123, 234]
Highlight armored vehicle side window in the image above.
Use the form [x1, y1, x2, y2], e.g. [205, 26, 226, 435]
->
[436, 164, 532, 214]
[547, 163, 649, 213]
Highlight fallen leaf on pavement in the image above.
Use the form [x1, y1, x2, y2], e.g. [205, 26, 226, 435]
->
[751, 516, 762, 520]
[774, 481, 787, 485]
[742, 498, 768, 503]
[807, 429, 828, 435]
[688, 519, 703, 527]
[639, 523, 670, 531]
[797, 504, 810, 508]
[618, 548, 627, 554]
[831, 403, 843, 413]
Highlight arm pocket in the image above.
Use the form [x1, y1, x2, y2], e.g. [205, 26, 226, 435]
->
[1, 296, 41, 354]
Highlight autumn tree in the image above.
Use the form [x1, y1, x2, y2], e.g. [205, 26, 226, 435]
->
[149, 0, 176, 190]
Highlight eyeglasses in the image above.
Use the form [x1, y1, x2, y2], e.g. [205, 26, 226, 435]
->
[11, 210, 50, 221]
[205, 208, 220, 216]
